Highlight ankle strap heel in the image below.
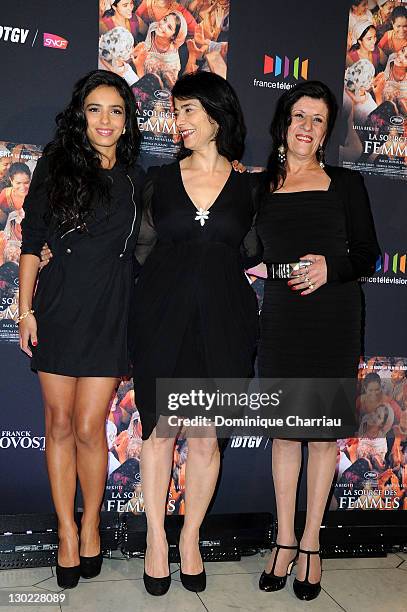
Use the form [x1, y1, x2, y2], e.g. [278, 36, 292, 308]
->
[259, 543, 298, 592]
[293, 549, 321, 601]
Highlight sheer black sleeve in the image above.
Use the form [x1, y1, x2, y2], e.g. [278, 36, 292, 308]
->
[240, 171, 267, 269]
[325, 169, 380, 282]
[20, 156, 50, 258]
[135, 167, 158, 267]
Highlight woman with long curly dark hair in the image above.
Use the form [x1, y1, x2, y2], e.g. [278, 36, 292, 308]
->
[18, 70, 143, 589]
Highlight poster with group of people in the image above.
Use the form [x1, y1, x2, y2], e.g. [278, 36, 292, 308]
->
[340, 0, 407, 179]
[333, 356, 407, 510]
[98, 0, 230, 159]
[0, 142, 42, 343]
[104, 379, 188, 514]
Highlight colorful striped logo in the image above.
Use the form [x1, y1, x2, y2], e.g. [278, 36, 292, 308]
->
[263, 55, 309, 79]
[376, 252, 406, 274]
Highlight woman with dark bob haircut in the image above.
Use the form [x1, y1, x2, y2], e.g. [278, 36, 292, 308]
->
[131, 70, 260, 595]
[249, 81, 380, 600]
[19, 69, 144, 589]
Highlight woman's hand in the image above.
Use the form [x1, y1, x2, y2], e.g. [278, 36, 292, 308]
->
[287, 254, 327, 296]
[114, 430, 130, 464]
[232, 160, 246, 173]
[132, 42, 148, 73]
[19, 313, 38, 357]
[39, 243, 52, 270]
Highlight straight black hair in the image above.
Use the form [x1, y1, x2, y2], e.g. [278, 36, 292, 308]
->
[172, 71, 246, 162]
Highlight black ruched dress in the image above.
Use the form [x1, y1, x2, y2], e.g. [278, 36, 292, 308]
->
[255, 166, 380, 379]
[131, 162, 261, 440]
[20, 156, 145, 377]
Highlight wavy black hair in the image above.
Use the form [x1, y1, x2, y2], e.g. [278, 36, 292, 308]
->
[266, 80, 338, 192]
[171, 71, 246, 161]
[44, 69, 141, 225]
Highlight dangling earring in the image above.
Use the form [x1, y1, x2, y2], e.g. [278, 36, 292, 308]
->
[122, 127, 126, 135]
[318, 144, 325, 168]
[278, 144, 286, 164]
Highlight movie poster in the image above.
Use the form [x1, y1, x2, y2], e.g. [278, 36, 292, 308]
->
[332, 356, 407, 511]
[340, 1, 407, 179]
[98, 0, 230, 160]
[103, 379, 187, 514]
[0, 142, 43, 343]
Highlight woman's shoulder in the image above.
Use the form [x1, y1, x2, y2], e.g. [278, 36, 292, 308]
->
[33, 153, 52, 177]
[324, 164, 363, 182]
[147, 160, 178, 177]
[241, 169, 268, 190]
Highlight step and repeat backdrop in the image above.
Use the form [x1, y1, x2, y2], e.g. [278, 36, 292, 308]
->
[0, 1, 406, 517]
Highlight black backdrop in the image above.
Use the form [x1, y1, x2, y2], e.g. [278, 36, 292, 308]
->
[0, 1, 406, 517]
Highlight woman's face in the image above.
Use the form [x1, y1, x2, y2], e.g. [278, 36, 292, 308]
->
[380, 1, 393, 21]
[115, 0, 134, 19]
[10, 172, 30, 195]
[373, 405, 388, 427]
[393, 16, 407, 40]
[156, 14, 178, 41]
[360, 28, 377, 52]
[395, 45, 407, 67]
[174, 97, 218, 151]
[286, 96, 329, 160]
[391, 361, 405, 383]
[366, 380, 382, 400]
[84, 85, 126, 156]
[0, 157, 11, 179]
[352, 1, 368, 17]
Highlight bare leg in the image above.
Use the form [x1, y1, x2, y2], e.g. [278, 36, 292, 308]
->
[297, 440, 337, 582]
[73, 377, 119, 557]
[265, 438, 302, 575]
[180, 427, 220, 574]
[39, 372, 78, 567]
[140, 425, 176, 578]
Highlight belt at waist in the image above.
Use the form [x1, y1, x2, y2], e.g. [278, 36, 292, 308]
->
[267, 261, 312, 280]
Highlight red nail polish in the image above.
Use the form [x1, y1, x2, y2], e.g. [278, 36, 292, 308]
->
[32, 341, 38, 346]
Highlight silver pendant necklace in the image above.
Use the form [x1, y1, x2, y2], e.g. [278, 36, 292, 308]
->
[194, 208, 210, 226]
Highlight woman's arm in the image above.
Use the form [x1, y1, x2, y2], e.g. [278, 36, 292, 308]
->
[240, 172, 266, 271]
[135, 170, 158, 269]
[19, 156, 50, 355]
[325, 169, 380, 282]
[18, 254, 39, 356]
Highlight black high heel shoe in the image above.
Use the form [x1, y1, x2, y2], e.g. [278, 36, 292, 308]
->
[80, 552, 103, 579]
[179, 538, 206, 592]
[56, 563, 81, 589]
[259, 544, 298, 592]
[179, 567, 206, 593]
[143, 567, 171, 596]
[143, 545, 171, 596]
[293, 548, 321, 601]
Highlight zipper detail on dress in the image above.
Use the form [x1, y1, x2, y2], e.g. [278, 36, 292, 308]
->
[60, 225, 81, 240]
[120, 174, 137, 257]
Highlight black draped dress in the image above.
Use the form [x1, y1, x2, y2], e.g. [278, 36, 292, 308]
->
[131, 162, 261, 440]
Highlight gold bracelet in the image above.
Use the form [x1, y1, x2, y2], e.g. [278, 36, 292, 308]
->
[17, 309, 35, 323]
